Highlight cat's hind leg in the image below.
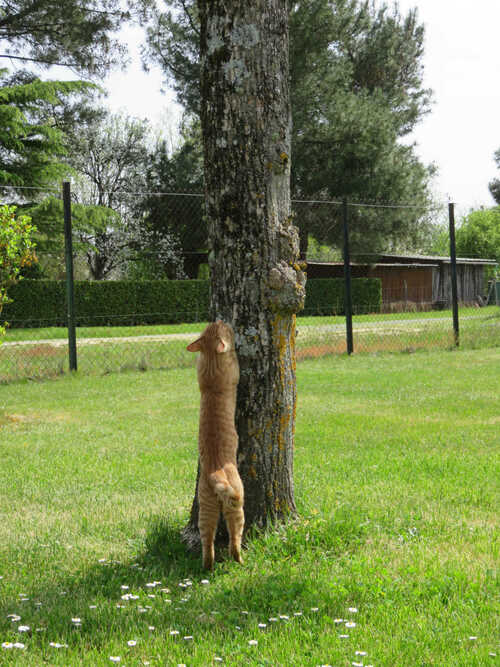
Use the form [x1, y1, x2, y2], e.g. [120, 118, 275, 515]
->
[198, 477, 220, 570]
[223, 503, 244, 565]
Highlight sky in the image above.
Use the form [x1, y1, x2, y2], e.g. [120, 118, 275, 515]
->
[101, 1, 500, 217]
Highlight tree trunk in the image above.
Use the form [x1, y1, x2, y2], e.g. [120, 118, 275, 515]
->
[183, 0, 306, 549]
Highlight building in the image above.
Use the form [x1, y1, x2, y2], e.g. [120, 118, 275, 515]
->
[306, 254, 497, 308]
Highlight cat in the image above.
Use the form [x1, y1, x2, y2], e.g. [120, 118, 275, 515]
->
[187, 320, 245, 570]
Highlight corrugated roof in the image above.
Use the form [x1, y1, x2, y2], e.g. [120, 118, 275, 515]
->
[364, 253, 497, 265]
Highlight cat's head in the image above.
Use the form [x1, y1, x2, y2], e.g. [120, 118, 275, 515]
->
[186, 320, 235, 355]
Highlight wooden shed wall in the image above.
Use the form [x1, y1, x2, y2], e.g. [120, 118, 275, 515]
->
[433, 264, 485, 305]
[366, 266, 433, 304]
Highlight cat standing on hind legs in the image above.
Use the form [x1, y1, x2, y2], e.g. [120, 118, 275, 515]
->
[187, 320, 245, 570]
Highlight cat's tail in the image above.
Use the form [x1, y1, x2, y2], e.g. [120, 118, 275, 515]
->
[209, 470, 242, 509]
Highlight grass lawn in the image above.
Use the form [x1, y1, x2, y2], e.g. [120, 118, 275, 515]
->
[3, 306, 498, 343]
[0, 348, 498, 665]
[1, 308, 499, 384]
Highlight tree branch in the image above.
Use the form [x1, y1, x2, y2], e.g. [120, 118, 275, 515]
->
[179, 0, 200, 38]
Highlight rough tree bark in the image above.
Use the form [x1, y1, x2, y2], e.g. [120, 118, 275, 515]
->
[183, 0, 305, 548]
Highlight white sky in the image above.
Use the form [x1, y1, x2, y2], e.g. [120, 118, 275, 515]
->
[100, 1, 500, 217]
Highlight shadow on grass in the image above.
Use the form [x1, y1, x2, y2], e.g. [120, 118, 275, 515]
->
[0, 510, 369, 655]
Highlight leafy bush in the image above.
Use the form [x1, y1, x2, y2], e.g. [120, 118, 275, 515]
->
[2, 277, 381, 328]
[304, 278, 381, 315]
[0, 205, 37, 339]
[2, 280, 210, 328]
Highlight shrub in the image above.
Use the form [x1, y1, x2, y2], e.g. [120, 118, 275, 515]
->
[2, 277, 381, 328]
[0, 205, 37, 339]
[304, 278, 381, 316]
[2, 280, 210, 328]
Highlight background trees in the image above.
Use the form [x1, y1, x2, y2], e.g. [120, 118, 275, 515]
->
[134, 120, 205, 279]
[0, 69, 97, 193]
[488, 147, 500, 205]
[139, 0, 435, 255]
[0, 0, 129, 75]
[0, 204, 36, 339]
[456, 207, 500, 265]
[67, 111, 152, 280]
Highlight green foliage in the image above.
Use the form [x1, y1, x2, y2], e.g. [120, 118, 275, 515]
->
[25, 195, 120, 260]
[0, 204, 37, 340]
[304, 277, 381, 315]
[456, 206, 500, 263]
[488, 147, 500, 205]
[138, 0, 435, 253]
[2, 279, 210, 327]
[133, 119, 206, 278]
[3, 277, 381, 327]
[0, 69, 97, 191]
[0, 0, 129, 76]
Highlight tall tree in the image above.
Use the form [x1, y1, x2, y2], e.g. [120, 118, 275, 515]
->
[182, 0, 305, 546]
[0, 68, 96, 193]
[456, 207, 500, 265]
[0, 0, 129, 76]
[139, 0, 435, 254]
[135, 120, 206, 278]
[66, 111, 153, 280]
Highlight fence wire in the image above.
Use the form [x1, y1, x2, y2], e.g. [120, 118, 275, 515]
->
[1, 186, 499, 383]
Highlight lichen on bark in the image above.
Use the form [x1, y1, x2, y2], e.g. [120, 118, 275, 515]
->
[184, 0, 305, 548]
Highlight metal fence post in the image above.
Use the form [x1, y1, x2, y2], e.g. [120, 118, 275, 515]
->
[343, 197, 354, 355]
[63, 181, 77, 371]
[448, 202, 460, 347]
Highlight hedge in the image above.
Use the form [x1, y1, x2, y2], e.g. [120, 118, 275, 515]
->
[2, 280, 210, 327]
[304, 277, 381, 316]
[2, 277, 381, 328]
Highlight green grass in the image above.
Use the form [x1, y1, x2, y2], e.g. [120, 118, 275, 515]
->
[0, 349, 498, 665]
[3, 306, 498, 342]
[1, 308, 498, 384]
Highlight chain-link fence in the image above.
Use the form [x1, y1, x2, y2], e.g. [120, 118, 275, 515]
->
[1, 186, 499, 383]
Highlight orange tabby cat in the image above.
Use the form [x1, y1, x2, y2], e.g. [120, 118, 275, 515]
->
[187, 320, 244, 570]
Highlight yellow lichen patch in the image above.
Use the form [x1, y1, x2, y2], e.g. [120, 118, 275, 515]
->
[249, 466, 257, 479]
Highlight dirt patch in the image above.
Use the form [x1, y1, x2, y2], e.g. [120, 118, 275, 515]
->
[23, 344, 66, 358]
[2, 412, 72, 426]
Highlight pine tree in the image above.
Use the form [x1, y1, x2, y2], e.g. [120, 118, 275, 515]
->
[0, 0, 129, 76]
[0, 69, 96, 192]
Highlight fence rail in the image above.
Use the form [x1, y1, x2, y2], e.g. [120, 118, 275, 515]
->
[1, 183, 498, 384]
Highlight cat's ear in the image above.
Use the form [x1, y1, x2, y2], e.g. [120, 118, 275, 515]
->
[216, 337, 229, 354]
[187, 338, 202, 352]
